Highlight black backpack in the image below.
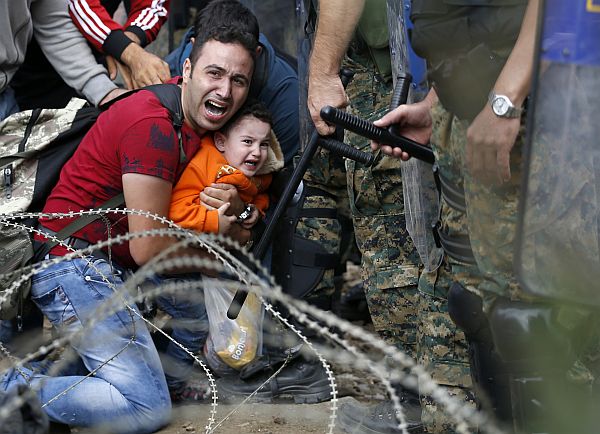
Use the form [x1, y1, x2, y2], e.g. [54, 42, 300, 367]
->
[0, 84, 184, 321]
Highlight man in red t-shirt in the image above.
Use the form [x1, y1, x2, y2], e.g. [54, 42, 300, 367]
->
[1, 26, 257, 433]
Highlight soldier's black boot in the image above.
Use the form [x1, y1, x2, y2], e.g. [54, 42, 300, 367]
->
[447, 283, 512, 426]
[336, 386, 424, 434]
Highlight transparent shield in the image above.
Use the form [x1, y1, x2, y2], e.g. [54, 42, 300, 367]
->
[297, 0, 314, 152]
[387, 0, 442, 272]
[516, 1, 600, 305]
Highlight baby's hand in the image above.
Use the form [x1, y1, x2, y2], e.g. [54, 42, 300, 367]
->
[217, 202, 237, 234]
[241, 207, 260, 229]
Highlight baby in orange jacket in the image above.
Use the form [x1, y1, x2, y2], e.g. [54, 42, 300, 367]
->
[169, 100, 284, 234]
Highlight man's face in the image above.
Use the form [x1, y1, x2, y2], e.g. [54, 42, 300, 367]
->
[182, 40, 254, 134]
[215, 115, 270, 178]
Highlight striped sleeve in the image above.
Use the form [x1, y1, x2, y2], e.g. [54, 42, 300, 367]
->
[125, 0, 170, 47]
[68, 0, 169, 60]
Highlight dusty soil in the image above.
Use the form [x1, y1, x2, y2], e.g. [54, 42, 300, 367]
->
[160, 398, 356, 434]
[155, 363, 385, 434]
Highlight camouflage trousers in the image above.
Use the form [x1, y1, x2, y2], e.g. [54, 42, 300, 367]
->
[430, 100, 523, 304]
[417, 263, 475, 433]
[298, 56, 421, 356]
[430, 100, 599, 425]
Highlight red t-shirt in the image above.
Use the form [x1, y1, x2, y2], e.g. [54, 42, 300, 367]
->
[39, 88, 202, 269]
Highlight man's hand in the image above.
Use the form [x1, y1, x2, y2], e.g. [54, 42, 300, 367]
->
[99, 87, 128, 106]
[227, 223, 252, 246]
[370, 95, 435, 160]
[217, 202, 237, 234]
[120, 42, 171, 88]
[106, 55, 134, 89]
[466, 105, 520, 184]
[240, 207, 260, 229]
[200, 183, 245, 216]
[308, 72, 350, 135]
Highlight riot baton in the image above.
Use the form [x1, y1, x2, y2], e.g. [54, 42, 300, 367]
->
[319, 83, 435, 164]
[227, 68, 374, 319]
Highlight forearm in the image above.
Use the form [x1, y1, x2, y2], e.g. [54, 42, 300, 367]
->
[33, 0, 117, 105]
[492, 0, 539, 107]
[310, 0, 366, 76]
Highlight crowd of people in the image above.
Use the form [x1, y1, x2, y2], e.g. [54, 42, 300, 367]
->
[1, 0, 596, 434]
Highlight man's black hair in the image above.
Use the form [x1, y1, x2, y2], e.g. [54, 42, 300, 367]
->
[220, 99, 273, 136]
[189, 25, 258, 69]
[193, 0, 260, 42]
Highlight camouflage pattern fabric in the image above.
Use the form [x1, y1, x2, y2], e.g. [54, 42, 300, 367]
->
[343, 54, 421, 354]
[433, 97, 600, 424]
[429, 100, 483, 297]
[429, 99, 524, 303]
[417, 263, 475, 433]
[298, 48, 421, 357]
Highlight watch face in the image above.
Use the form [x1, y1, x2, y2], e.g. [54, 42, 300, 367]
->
[492, 96, 510, 116]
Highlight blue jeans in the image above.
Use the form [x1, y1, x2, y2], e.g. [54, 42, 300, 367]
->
[1, 257, 171, 434]
[151, 274, 209, 390]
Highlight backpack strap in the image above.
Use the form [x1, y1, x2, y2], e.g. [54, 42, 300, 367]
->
[143, 83, 186, 164]
[33, 193, 125, 262]
[99, 84, 186, 163]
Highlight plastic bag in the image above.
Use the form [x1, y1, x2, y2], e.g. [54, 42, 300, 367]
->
[203, 277, 263, 370]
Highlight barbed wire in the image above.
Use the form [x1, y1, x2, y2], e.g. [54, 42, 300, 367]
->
[0, 208, 503, 433]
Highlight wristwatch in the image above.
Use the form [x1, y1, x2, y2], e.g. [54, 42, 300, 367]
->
[488, 92, 523, 118]
[237, 204, 254, 224]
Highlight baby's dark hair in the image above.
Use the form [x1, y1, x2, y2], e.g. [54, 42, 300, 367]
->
[220, 99, 273, 136]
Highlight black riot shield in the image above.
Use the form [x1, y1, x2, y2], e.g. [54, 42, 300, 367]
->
[386, 0, 442, 271]
[515, 0, 600, 306]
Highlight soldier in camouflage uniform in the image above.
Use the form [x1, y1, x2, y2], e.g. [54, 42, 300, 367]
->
[376, 0, 598, 431]
[299, 4, 421, 357]
[305, 1, 475, 432]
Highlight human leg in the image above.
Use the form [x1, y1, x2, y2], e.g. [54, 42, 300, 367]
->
[151, 274, 209, 398]
[2, 257, 171, 434]
[344, 56, 421, 358]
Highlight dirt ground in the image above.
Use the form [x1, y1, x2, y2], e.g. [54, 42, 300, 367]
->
[159, 397, 357, 434]
[154, 362, 385, 434]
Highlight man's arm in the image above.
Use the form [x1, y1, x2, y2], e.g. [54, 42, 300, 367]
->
[69, 0, 171, 88]
[124, 174, 249, 267]
[308, 0, 365, 135]
[465, 0, 539, 184]
[68, 0, 169, 58]
[31, 0, 119, 106]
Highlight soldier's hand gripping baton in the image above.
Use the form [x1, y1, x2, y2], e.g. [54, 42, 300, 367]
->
[319, 77, 435, 164]
[226, 68, 374, 319]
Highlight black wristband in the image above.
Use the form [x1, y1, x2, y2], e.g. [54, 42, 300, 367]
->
[237, 204, 254, 224]
[125, 25, 148, 47]
[103, 29, 134, 62]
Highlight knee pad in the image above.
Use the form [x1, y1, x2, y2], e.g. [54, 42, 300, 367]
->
[448, 283, 512, 424]
[448, 282, 492, 342]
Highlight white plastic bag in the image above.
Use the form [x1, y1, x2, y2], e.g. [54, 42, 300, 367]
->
[203, 277, 263, 370]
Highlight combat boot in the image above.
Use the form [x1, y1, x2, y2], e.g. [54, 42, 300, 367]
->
[215, 351, 333, 403]
[337, 395, 424, 434]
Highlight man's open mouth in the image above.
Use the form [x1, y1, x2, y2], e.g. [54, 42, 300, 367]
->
[205, 100, 227, 117]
